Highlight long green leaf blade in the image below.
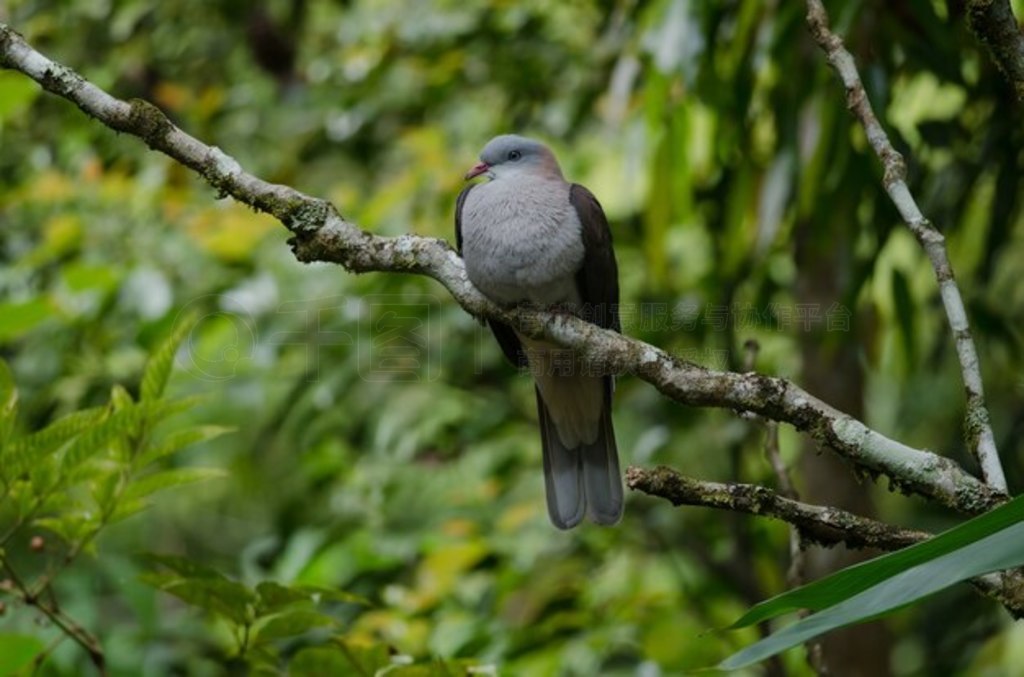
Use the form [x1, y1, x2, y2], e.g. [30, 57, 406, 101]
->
[721, 520, 1024, 669]
[730, 493, 1024, 629]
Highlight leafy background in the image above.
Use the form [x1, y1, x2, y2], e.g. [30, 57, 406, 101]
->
[1, 0, 1024, 674]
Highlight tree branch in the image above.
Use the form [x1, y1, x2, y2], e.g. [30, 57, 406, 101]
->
[805, 1, 1008, 492]
[966, 0, 1024, 100]
[626, 466, 929, 551]
[625, 465, 1024, 617]
[0, 22, 1008, 517]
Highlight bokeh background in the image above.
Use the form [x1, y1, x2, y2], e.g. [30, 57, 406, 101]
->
[2, 0, 1024, 674]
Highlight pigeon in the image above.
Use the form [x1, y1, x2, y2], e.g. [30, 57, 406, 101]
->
[455, 134, 622, 529]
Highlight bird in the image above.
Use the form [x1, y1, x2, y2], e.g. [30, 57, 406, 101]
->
[454, 134, 622, 529]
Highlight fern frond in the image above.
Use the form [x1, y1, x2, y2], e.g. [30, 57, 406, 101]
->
[141, 313, 197, 402]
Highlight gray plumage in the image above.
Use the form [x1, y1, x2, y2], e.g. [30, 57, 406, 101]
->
[455, 134, 623, 529]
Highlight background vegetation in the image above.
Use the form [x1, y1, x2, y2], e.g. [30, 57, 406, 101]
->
[1, 0, 1024, 674]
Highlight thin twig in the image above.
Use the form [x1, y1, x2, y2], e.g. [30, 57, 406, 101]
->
[743, 342, 800, 585]
[762, 413, 827, 673]
[745, 339, 826, 674]
[761, 423, 802, 568]
[0, 557, 105, 672]
[32, 632, 67, 675]
[804, 0, 1007, 492]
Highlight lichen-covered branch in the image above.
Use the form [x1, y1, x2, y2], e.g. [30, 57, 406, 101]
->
[626, 466, 929, 550]
[805, 1, 1007, 493]
[625, 466, 1024, 617]
[966, 0, 1024, 100]
[0, 24, 1009, 517]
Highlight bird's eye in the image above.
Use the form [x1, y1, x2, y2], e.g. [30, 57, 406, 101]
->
[508, 150, 522, 161]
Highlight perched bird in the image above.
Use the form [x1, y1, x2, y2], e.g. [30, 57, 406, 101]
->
[455, 134, 622, 529]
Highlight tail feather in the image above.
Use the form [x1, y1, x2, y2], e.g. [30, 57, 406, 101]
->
[582, 404, 622, 525]
[536, 382, 622, 529]
[537, 389, 585, 529]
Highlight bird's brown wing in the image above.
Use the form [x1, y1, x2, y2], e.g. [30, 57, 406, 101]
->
[569, 184, 621, 333]
[455, 184, 527, 368]
[565, 183, 623, 526]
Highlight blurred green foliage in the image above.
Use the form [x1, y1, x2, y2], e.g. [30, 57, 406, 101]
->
[1, 0, 1024, 674]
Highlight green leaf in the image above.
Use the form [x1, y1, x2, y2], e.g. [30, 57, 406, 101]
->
[110, 384, 134, 411]
[146, 576, 256, 625]
[124, 467, 226, 501]
[254, 609, 335, 642]
[141, 553, 228, 579]
[5, 478, 36, 520]
[136, 425, 235, 468]
[245, 645, 280, 674]
[722, 521, 1024, 669]
[3, 406, 107, 479]
[91, 468, 124, 514]
[141, 313, 197, 402]
[29, 457, 60, 494]
[0, 358, 17, 447]
[255, 581, 315, 614]
[60, 404, 140, 471]
[290, 646, 360, 676]
[722, 495, 1024, 669]
[140, 555, 256, 625]
[251, 581, 368, 622]
[730, 494, 1024, 629]
[293, 584, 370, 607]
[0, 298, 53, 342]
[60, 263, 120, 294]
[0, 634, 46, 674]
[34, 513, 94, 544]
[141, 395, 208, 427]
[291, 641, 393, 677]
[52, 397, 200, 473]
[107, 497, 149, 524]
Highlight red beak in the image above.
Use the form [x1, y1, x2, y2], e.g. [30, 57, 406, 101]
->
[464, 161, 490, 180]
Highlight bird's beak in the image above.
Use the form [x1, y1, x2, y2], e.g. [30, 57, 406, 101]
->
[464, 161, 490, 181]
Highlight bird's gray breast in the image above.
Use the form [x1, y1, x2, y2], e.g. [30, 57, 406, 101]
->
[460, 179, 584, 306]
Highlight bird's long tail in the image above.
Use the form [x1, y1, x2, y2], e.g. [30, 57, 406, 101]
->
[536, 381, 622, 529]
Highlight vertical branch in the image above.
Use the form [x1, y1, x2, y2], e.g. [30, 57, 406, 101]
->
[804, 0, 1008, 492]
[747, 340, 826, 674]
[966, 0, 1024, 100]
[763, 422, 827, 674]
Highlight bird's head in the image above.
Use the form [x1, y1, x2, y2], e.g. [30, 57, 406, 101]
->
[464, 134, 564, 181]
